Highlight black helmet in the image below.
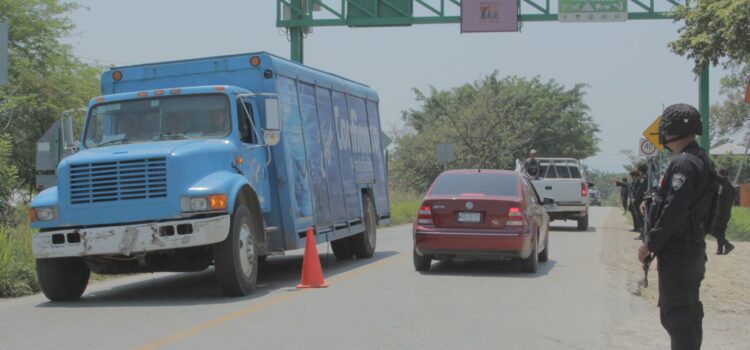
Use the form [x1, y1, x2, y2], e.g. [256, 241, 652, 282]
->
[658, 103, 702, 145]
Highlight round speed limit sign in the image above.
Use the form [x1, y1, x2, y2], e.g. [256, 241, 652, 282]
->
[640, 139, 657, 157]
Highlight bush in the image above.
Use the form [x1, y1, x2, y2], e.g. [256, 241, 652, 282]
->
[388, 190, 423, 226]
[0, 207, 39, 297]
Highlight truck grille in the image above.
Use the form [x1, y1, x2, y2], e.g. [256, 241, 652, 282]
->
[69, 158, 167, 205]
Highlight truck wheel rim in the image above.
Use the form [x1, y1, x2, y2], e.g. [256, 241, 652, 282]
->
[238, 223, 255, 277]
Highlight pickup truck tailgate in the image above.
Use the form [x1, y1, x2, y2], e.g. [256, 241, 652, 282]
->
[532, 179, 584, 204]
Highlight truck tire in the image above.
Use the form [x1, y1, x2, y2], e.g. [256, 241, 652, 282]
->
[538, 230, 549, 263]
[331, 238, 354, 260]
[577, 213, 589, 231]
[349, 196, 377, 259]
[521, 236, 539, 273]
[36, 257, 90, 301]
[413, 247, 431, 272]
[213, 202, 259, 297]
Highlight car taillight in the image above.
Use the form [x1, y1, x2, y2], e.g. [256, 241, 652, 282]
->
[581, 183, 587, 197]
[507, 207, 525, 226]
[417, 205, 433, 225]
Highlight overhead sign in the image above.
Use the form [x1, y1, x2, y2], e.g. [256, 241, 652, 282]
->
[461, 0, 519, 33]
[558, 0, 627, 22]
[0, 22, 7, 85]
[642, 116, 663, 151]
[639, 138, 657, 157]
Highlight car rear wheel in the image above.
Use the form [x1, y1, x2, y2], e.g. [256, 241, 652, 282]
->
[538, 230, 549, 262]
[331, 238, 354, 260]
[521, 235, 539, 273]
[413, 247, 431, 272]
[577, 213, 589, 231]
[36, 257, 90, 301]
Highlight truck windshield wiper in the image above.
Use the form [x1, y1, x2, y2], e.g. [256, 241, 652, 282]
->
[97, 138, 130, 147]
[153, 133, 193, 140]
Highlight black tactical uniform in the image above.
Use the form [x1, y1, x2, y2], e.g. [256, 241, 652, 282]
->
[647, 104, 709, 350]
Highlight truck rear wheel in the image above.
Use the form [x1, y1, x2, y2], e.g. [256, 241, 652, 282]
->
[331, 238, 354, 260]
[349, 196, 377, 259]
[213, 202, 259, 297]
[577, 213, 589, 231]
[36, 257, 90, 301]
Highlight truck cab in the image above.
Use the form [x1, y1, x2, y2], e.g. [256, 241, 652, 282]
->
[29, 52, 390, 300]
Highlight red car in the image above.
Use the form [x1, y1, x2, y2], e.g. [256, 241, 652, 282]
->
[413, 169, 552, 273]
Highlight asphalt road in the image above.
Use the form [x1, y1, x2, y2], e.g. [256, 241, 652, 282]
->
[1, 207, 622, 350]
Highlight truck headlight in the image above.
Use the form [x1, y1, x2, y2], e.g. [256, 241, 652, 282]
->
[29, 207, 57, 222]
[181, 194, 227, 212]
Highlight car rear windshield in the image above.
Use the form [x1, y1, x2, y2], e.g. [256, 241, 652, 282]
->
[429, 173, 518, 196]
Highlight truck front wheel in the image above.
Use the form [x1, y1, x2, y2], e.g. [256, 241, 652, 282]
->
[577, 213, 589, 231]
[349, 196, 377, 259]
[36, 257, 90, 301]
[213, 202, 259, 297]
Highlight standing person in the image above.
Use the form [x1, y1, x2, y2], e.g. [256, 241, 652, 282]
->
[524, 150, 541, 179]
[632, 166, 648, 238]
[638, 103, 710, 350]
[627, 170, 640, 232]
[615, 177, 630, 215]
[711, 168, 736, 255]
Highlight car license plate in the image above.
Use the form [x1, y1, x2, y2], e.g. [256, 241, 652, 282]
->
[458, 212, 481, 223]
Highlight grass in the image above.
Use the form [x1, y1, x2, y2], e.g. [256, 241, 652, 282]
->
[726, 207, 750, 242]
[388, 190, 423, 226]
[0, 208, 40, 297]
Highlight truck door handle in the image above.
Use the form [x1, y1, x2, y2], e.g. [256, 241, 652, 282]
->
[545, 186, 552, 190]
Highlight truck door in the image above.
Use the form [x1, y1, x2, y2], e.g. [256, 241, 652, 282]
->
[237, 98, 272, 213]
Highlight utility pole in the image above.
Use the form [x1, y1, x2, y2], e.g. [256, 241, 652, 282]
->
[699, 65, 710, 150]
[290, 0, 305, 63]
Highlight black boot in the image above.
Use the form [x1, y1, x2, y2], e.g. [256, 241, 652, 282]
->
[724, 242, 735, 255]
[716, 243, 724, 255]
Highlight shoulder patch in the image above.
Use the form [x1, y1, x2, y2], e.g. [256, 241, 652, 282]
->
[672, 174, 686, 191]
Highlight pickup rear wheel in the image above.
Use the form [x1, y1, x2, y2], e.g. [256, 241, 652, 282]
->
[213, 202, 258, 297]
[331, 238, 354, 260]
[577, 213, 589, 231]
[521, 235, 539, 273]
[36, 257, 90, 301]
[349, 196, 377, 259]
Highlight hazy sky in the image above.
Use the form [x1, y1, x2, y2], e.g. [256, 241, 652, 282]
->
[63, 0, 728, 172]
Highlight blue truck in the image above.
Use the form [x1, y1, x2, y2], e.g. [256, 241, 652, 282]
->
[29, 52, 391, 300]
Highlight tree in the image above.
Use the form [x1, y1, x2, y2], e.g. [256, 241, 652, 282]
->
[0, 134, 18, 220]
[391, 73, 600, 192]
[0, 0, 101, 188]
[668, 0, 750, 74]
[709, 64, 750, 145]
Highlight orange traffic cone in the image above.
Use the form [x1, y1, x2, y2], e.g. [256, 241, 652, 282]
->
[297, 227, 329, 288]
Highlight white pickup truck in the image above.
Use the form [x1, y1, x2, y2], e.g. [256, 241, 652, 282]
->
[517, 158, 591, 230]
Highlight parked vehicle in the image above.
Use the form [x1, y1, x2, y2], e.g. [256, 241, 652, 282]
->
[412, 169, 552, 273]
[588, 187, 602, 206]
[517, 158, 590, 230]
[29, 52, 390, 300]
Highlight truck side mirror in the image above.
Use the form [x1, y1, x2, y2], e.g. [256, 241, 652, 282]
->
[61, 109, 84, 152]
[543, 197, 555, 206]
[263, 97, 281, 146]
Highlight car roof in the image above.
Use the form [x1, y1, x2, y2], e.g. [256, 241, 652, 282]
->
[441, 169, 517, 176]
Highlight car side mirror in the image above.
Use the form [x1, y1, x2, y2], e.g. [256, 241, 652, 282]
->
[263, 97, 281, 146]
[543, 197, 555, 206]
[587, 182, 595, 188]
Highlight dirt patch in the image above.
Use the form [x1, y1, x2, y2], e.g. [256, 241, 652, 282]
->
[600, 208, 750, 349]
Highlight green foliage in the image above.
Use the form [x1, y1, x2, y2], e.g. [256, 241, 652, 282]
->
[669, 0, 750, 74]
[0, 0, 101, 187]
[392, 73, 600, 192]
[712, 154, 750, 184]
[0, 207, 39, 297]
[388, 189, 422, 226]
[0, 134, 18, 219]
[586, 168, 626, 206]
[726, 206, 750, 242]
[709, 64, 750, 146]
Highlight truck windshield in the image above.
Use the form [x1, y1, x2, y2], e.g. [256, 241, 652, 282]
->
[83, 94, 230, 148]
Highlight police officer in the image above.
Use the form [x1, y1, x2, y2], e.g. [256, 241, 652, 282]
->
[638, 103, 709, 350]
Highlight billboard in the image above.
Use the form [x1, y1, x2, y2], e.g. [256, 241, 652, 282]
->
[461, 0, 519, 33]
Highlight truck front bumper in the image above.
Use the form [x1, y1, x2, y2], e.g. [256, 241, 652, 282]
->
[32, 215, 231, 259]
